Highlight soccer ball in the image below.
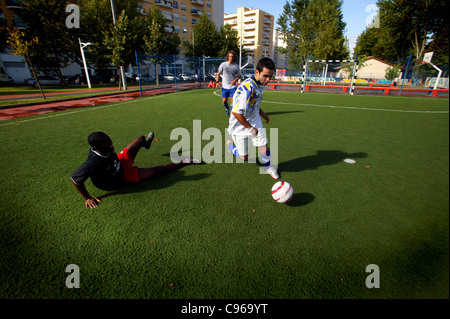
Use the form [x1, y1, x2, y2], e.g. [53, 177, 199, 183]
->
[271, 181, 294, 203]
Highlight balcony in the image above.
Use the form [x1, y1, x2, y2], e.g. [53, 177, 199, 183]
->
[191, 8, 203, 16]
[225, 19, 237, 25]
[165, 25, 174, 33]
[243, 24, 255, 31]
[243, 17, 256, 23]
[155, 0, 173, 9]
[162, 10, 173, 21]
[263, 26, 271, 31]
[263, 18, 272, 24]
[263, 32, 271, 38]
[191, 0, 204, 6]
[243, 45, 254, 51]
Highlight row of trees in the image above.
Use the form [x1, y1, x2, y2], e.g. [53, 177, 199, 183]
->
[277, 0, 349, 71]
[3, 0, 240, 89]
[355, 0, 448, 77]
[276, 0, 448, 79]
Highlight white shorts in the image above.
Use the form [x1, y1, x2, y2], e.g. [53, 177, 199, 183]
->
[231, 128, 268, 156]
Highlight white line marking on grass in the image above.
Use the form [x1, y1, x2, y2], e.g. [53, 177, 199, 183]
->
[212, 90, 449, 114]
[262, 101, 449, 114]
[0, 90, 194, 128]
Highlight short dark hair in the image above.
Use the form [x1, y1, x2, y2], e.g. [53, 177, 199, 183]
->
[88, 132, 109, 147]
[256, 58, 275, 72]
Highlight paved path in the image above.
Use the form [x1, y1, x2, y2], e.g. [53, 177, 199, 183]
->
[0, 83, 205, 121]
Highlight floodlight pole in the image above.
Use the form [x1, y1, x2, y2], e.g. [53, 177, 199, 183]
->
[110, 0, 127, 90]
[79, 38, 93, 89]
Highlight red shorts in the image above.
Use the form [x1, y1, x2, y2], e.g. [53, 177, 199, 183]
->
[117, 148, 140, 183]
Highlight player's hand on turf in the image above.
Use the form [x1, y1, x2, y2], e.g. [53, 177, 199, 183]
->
[85, 197, 101, 209]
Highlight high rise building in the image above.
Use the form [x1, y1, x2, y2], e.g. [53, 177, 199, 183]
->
[139, 0, 224, 50]
[272, 29, 289, 70]
[224, 7, 274, 67]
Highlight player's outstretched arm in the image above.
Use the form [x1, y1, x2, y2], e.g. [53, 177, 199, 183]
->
[71, 179, 101, 209]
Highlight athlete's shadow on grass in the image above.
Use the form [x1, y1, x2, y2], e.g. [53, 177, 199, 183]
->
[279, 150, 368, 172]
[265, 110, 304, 116]
[278, 150, 367, 207]
[99, 170, 211, 199]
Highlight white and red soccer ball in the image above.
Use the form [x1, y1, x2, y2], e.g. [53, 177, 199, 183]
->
[271, 181, 294, 203]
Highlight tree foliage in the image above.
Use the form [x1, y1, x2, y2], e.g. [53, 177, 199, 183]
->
[79, 0, 145, 73]
[277, 0, 349, 70]
[143, 5, 180, 58]
[182, 13, 221, 57]
[12, 0, 79, 78]
[385, 64, 402, 81]
[7, 27, 45, 98]
[355, 0, 449, 68]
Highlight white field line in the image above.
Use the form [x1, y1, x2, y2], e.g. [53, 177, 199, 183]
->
[213, 90, 449, 114]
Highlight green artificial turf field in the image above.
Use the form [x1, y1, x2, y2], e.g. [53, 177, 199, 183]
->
[0, 89, 448, 299]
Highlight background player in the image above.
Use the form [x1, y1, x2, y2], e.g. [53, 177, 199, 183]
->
[216, 50, 241, 116]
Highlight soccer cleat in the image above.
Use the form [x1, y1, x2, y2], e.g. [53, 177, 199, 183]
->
[225, 107, 230, 116]
[145, 131, 154, 149]
[265, 166, 280, 180]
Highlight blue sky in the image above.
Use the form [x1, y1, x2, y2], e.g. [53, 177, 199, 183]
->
[224, 0, 378, 55]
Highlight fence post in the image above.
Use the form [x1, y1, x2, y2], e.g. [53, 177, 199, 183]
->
[135, 51, 143, 97]
[199, 56, 202, 88]
[173, 54, 177, 91]
[399, 53, 412, 96]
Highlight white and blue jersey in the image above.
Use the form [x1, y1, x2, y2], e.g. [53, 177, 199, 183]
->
[228, 76, 266, 136]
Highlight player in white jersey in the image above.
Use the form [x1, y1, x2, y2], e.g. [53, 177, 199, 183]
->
[227, 58, 279, 180]
[216, 50, 241, 116]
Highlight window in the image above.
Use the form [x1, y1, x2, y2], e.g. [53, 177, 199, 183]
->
[181, 15, 187, 23]
[173, 13, 180, 21]
[181, 3, 186, 10]
[207, 1, 211, 8]
[173, 0, 179, 9]
[182, 27, 188, 33]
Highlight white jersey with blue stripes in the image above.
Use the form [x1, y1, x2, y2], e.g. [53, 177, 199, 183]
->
[228, 76, 266, 136]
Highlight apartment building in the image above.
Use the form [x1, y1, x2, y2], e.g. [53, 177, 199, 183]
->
[139, 0, 224, 47]
[272, 29, 289, 70]
[0, 0, 224, 81]
[224, 7, 274, 68]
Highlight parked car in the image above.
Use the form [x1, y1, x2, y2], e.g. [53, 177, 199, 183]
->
[24, 75, 63, 87]
[125, 72, 137, 83]
[136, 74, 156, 82]
[67, 73, 98, 85]
[179, 73, 197, 81]
[163, 73, 175, 81]
[110, 73, 137, 83]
